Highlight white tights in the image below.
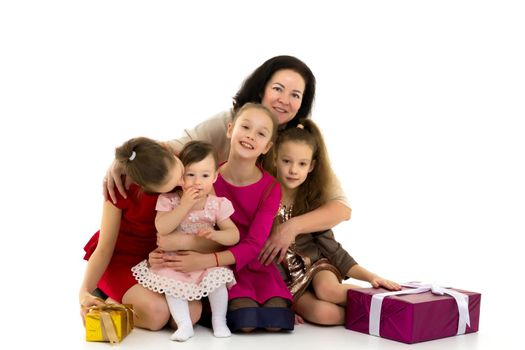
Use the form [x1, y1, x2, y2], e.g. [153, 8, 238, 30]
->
[166, 285, 230, 341]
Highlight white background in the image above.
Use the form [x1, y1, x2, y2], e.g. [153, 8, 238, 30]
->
[1, 1, 523, 349]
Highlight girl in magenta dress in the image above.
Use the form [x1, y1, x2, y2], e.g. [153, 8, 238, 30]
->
[215, 165, 293, 331]
[154, 103, 294, 332]
[217, 104, 294, 332]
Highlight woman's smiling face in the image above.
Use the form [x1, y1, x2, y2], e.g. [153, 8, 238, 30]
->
[261, 69, 305, 126]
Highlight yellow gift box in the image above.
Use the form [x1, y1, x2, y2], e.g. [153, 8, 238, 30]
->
[85, 304, 134, 344]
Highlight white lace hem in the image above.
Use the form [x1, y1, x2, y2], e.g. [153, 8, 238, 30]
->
[131, 260, 236, 301]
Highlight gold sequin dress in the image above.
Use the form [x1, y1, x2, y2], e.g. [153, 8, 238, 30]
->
[277, 204, 345, 302]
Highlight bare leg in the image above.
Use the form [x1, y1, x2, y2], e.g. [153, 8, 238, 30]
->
[312, 270, 360, 305]
[120, 285, 170, 330]
[294, 291, 345, 326]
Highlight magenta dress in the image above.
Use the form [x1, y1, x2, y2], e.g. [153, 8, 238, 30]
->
[214, 165, 294, 331]
[131, 194, 236, 300]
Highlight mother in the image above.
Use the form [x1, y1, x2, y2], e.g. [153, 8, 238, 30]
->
[103, 55, 351, 327]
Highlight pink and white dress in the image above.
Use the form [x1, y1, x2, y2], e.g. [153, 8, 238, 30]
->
[131, 194, 236, 301]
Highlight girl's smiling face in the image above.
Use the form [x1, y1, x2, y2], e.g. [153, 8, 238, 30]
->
[227, 108, 274, 159]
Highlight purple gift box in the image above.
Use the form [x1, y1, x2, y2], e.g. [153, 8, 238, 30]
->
[345, 284, 481, 344]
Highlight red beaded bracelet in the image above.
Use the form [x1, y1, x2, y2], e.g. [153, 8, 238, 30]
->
[213, 252, 219, 267]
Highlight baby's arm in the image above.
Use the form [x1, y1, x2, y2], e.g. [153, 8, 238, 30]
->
[197, 218, 239, 246]
[155, 188, 199, 235]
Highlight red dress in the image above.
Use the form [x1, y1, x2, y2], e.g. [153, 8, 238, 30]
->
[83, 183, 159, 302]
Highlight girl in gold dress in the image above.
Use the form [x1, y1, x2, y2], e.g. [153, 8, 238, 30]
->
[262, 119, 401, 325]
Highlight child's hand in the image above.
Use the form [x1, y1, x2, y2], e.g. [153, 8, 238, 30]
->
[180, 187, 200, 207]
[79, 292, 105, 325]
[197, 227, 219, 242]
[370, 276, 401, 291]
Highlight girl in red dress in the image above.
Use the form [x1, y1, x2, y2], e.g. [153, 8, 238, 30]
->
[79, 137, 201, 330]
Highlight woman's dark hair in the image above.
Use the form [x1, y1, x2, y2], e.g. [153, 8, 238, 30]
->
[233, 55, 316, 128]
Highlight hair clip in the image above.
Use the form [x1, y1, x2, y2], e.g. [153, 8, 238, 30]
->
[129, 151, 136, 161]
[297, 124, 304, 129]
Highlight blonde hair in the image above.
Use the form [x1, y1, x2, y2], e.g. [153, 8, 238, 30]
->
[233, 102, 279, 143]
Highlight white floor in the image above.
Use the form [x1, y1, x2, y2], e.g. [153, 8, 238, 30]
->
[70, 317, 492, 350]
[16, 280, 514, 350]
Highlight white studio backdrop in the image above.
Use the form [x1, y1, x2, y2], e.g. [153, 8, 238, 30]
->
[0, 1, 523, 348]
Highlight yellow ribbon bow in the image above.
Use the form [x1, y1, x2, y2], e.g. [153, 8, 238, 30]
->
[86, 303, 134, 344]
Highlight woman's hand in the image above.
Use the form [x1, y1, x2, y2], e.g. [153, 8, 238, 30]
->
[163, 251, 213, 273]
[79, 292, 105, 325]
[258, 222, 297, 265]
[370, 276, 401, 291]
[103, 160, 127, 204]
[157, 232, 190, 251]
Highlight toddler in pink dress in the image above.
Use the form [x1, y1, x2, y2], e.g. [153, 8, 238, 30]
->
[132, 194, 236, 298]
[132, 141, 239, 341]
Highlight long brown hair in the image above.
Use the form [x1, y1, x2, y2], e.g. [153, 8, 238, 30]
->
[271, 119, 335, 216]
[115, 137, 176, 192]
